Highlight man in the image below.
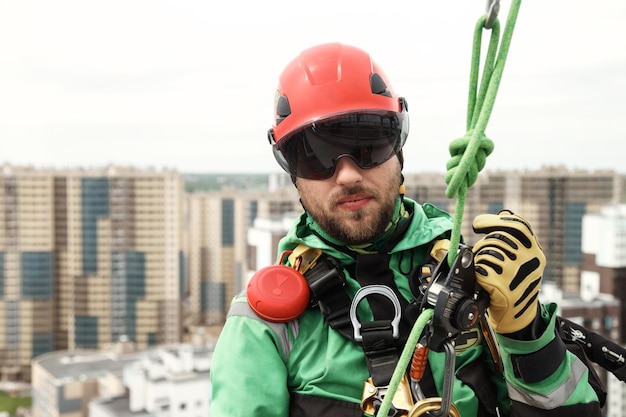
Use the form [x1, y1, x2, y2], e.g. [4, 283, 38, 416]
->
[210, 43, 603, 417]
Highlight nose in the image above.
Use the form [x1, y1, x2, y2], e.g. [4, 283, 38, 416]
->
[334, 156, 363, 186]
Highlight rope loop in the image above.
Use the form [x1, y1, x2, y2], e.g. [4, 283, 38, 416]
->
[444, 0, 521, 265]
[445, 132, 494, 198]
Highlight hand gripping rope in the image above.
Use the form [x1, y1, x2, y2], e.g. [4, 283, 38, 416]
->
[375, 1, 523, 416]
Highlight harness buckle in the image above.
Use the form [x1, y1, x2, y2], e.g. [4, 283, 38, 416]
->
[350, 285, 401, 342]
[361, 374, 414, 417]
[288, 244, 323, 274]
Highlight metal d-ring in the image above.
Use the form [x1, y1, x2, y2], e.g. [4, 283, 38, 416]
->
[350, 285, 401, 342]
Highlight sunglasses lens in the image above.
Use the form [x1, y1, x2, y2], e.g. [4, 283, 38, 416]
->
[275, 112, 407, 180]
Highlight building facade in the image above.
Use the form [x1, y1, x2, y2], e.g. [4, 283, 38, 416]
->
[580, 204, 626, 417]
[1, 165, 186, 381]
[0, 167, 56, 382]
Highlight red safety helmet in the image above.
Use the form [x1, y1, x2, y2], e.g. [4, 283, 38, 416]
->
[267, 43, 409, 177]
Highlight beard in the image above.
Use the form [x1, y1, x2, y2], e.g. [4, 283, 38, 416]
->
[299, 175, 402, 245]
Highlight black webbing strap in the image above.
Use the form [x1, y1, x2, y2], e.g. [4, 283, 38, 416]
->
[304, 255, 354, 340]
[355, 253, 406, 318]
[354, 250, 411, 386]
[360, 320, 402, 386]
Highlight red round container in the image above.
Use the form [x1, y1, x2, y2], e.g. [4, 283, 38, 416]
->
[247, 265, 310, 322]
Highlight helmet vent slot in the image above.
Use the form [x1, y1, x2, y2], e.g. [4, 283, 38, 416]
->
[276, 95, 292, 125]
[370, 73, 392, 97]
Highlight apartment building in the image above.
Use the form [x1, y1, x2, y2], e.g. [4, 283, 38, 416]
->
[186, 191, 249, 326]
[31, 341, 212, 417]
[31, 344, 138, 417]
[579, 204, 626, 417]
[1, 165, 186, 381]
[0, 166, 56, 382]
[185, 181, 300, 328]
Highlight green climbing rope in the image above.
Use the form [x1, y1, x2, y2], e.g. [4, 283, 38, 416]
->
[375, 1, 522, 416]
[446, 0, 522, 266]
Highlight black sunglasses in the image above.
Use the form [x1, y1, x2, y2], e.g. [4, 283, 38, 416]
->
[271, 112, 408, 180]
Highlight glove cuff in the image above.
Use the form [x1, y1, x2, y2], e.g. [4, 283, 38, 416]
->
[510, 332, 567, 383]
[502, 304, 545, 340]
[496, 303, 565, 384]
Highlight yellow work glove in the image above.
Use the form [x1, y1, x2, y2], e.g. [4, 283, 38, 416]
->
[472, 210, 546, 334]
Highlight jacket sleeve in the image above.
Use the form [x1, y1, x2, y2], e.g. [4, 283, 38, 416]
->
[495, 302, 603, 417]
[210, 295, 292, 417]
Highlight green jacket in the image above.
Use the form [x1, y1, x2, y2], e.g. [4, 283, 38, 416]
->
[210, 198, 601, 417]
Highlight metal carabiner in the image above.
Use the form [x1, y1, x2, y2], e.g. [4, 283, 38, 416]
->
[362, 375, 414, 417]
[435, 340, 456, 417]
[485, 0, 500, 29]
[408, 340, 457, 417]
[408, 398, 461, 417]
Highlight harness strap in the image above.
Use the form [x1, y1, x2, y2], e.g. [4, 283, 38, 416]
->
[360, 321, 402, 386]
[354, 252, 409, 386]
[355, 253, 410, 323]
[304, 255, 354, 340]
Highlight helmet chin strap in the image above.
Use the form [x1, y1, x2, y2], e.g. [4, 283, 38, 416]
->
[398, 149, 405, 197]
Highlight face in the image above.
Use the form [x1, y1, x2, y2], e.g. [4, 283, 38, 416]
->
[296, 155, 402, 245]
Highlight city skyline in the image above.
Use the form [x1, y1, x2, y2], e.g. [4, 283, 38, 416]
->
[1, 165, 626, 382]
[0, 0, 625, 175]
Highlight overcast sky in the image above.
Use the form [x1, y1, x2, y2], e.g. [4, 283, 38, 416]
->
[1, 0, 625, 175]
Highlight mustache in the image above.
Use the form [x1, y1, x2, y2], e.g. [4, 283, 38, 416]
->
[329, 185, 377, 204]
